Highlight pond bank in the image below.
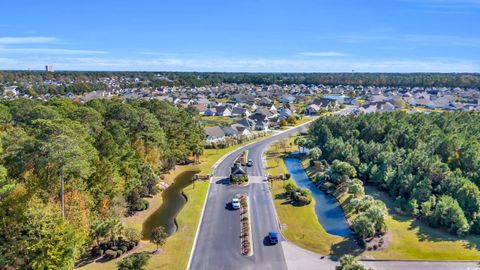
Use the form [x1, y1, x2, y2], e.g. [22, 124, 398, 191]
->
[284, 157, 353, 237]
[142, 170, 199, 239]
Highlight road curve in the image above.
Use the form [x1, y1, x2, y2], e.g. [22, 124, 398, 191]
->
[188, 120, 314, 270]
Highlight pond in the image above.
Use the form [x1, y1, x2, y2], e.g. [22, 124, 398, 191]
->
[142, 170, 199, 239]
[284, 158, 353, 237]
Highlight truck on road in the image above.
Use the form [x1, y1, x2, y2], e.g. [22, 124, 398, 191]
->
[239, 150, 249, 166]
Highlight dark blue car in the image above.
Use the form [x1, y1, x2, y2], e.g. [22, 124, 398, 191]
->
[268, 232, 278, 245]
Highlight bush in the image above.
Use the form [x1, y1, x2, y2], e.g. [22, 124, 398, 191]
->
[119, 245, 128, 253]
[284, 173, 291, 180]
[91, 246, 103, 257]
[105, 249, 117, 259]
[296, 195, 311, 206]
[141, 199, 149, 210]
[117, 252, 150, 270]
[323, 182, 335, 191]
[124, 226, 141, 245]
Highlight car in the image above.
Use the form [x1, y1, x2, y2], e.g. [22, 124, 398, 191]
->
[231, 198, 241, 209]
[247, 159, 253, 167]
[268, 232, 278, 245]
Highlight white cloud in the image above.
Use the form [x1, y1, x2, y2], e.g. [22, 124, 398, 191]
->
[298, 52, 350, 57]
[0, 55, 477, 72]
[0, 47, 108, 55]
[0, 36, 60, 44]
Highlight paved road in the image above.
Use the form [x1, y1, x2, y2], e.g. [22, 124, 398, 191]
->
[189, 121, 313, 270]
[189, 106, 477, 270]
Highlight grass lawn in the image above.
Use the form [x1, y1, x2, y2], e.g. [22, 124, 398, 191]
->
[200, 116, 235, 127]
[364, 186, 480, 260]
[266, 139, 355, 256]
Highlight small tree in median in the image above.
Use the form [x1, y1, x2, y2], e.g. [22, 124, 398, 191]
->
[151, 226, 168, 252]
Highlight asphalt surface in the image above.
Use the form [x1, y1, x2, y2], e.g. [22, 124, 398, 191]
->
[189, 122, 312, 270]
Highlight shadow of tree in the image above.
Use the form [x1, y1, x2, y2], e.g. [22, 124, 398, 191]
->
[366, 185, 480, 252]
[329, 236, 363, 260]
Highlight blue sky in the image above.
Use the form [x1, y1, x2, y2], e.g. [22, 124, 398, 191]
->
[0, 0, 479, 72]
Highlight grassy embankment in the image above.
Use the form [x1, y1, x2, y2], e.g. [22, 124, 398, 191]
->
[265, 137, 351, 256]
[267, 136, 480, 260]
[363, 186, 480, 260]
[79, 136, 271, 270]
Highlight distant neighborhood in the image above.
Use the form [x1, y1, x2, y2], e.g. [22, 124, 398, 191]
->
[2, 75, 480, 145]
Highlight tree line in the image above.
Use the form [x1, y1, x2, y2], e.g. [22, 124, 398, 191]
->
[0, 97, 203, 269]
[307, 111, 480, 236]
[1, 72, 479, 95]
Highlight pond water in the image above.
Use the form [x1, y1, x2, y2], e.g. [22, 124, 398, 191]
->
[284, 158, 353, 237]
[142, 170, 199, 239]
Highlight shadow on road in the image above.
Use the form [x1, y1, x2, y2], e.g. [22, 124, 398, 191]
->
[225, 202, 239, 211]
[215, 178, 230, 185]
[263, 236, 278, 247]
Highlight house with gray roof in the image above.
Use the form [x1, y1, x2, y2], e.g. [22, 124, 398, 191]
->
[204, 126, 225, 143]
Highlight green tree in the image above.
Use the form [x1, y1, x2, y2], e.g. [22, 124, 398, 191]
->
[337, 255, 371, 270]
[308, 147, 322, 160]
[151, 226, 168, 252]
[347, 179, 364, 198]
[117, 252, 150, 270]
[24, 199, 86, 270]
[353, 214, 375, 241]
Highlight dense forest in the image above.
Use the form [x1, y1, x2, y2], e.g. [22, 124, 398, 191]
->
[1, 72, 479, 94]
[308, 112, 480, 236]
[0, 98, 203, 269]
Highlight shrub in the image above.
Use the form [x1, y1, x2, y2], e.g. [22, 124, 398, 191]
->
[124, 226, 141, 245]
[285, 173, 291, 180]
[105, 249, 117, 259]
[91, 246, 102, 257]
[140, 199, 149, 210]
[117, 252, 150, 270]
[297, 195, 311, 206]
[119, 245, 128, 253]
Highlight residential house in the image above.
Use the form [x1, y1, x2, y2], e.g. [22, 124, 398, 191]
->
[281, 95, 296, 104]
[249, 114, 270, 131]
[305, 104, 321, 115]
[236, 118, 256, 131]
[204, 126, 226, 143]
[221, 126, 239, 137]
[215, 106, 232, 117]
[231, 107, 251, 117]
[278, 108, 293, 119]
[259, 97, 273, 105]
[312, 98, 339, 110]
[231, 123, 252, 136]
[203, 107, 217, 116]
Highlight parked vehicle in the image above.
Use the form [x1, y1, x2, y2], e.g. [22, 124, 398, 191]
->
[268, 232, 278, 244]
[232, 198, 241, 210]
[247, 159, 253, 167]
[240, 150, 249, 166]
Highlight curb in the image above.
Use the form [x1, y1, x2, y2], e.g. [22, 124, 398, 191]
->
[186, 119, 316, 269]
[186, 132, 273, 269]
[186, 176, 212, 270]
